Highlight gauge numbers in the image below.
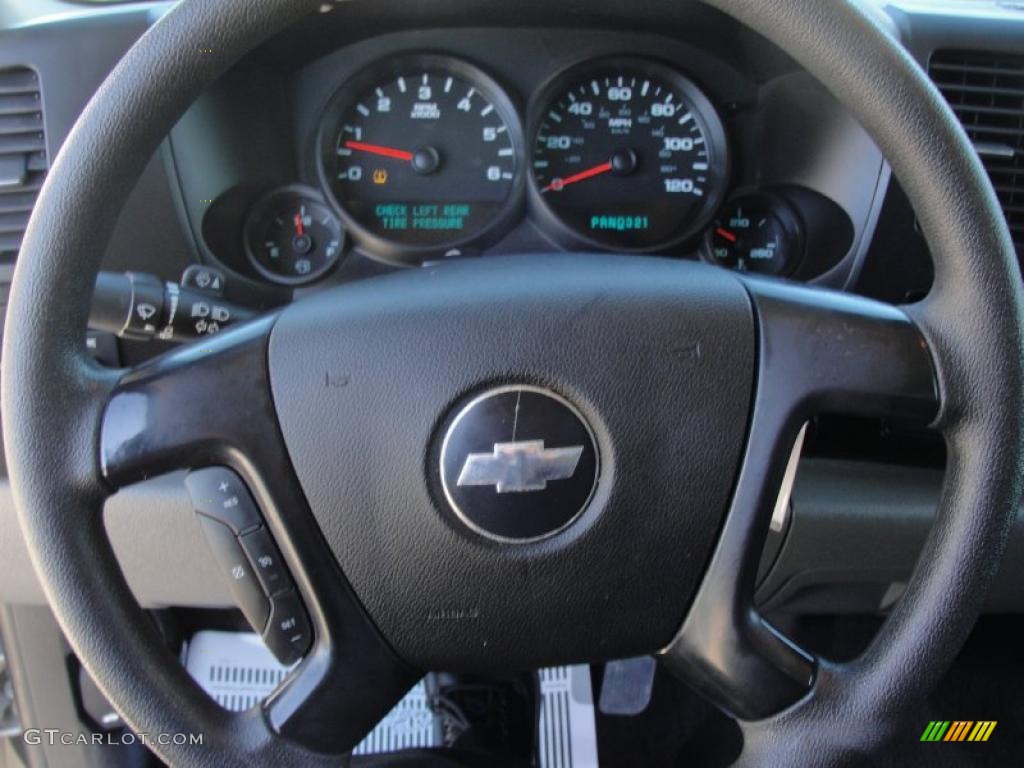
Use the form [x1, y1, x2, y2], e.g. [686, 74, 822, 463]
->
[319, 55, 523, 262]
[531, 59, 728, 251]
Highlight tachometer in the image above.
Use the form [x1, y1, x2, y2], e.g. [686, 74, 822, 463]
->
[530, 58, 728, 251]
[318, 55, 524, 263]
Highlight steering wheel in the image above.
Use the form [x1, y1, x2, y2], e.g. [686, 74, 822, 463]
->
[4, 0, 1023, 764]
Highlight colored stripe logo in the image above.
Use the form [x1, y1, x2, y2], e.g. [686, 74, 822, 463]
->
[921, 721, 996, 742]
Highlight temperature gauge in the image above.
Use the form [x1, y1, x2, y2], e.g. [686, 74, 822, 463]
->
[244, 186, 344, 285]
[703, 194, 802, 276]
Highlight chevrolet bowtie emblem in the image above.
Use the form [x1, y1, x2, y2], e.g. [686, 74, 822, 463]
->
[457, 440, 584, 493]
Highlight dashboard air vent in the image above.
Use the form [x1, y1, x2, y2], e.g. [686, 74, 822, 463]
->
[930, 50, 1024, 257]
[928, 51, 1024, 259]
[0, 66, 46, 266]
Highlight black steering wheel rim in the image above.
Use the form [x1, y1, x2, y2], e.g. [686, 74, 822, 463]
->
[3, 0, 1023, 765]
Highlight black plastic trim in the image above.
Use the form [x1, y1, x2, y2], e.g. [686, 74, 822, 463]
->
[660, 278, 939, 720]
[99, 315, 418, 754]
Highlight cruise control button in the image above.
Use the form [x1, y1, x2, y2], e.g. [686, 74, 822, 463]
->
[240, 526, 291, 597]
[263, 590, 311, 666]
[197, 515, 270, 632]
[185, 467, 261, 534]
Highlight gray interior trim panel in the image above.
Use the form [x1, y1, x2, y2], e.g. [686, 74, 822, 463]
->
[1, 460, 1022, 613]
[0, 474, 230, 608]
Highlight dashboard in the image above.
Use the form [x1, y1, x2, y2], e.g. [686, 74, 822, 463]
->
[169, 22, 882, 299]
[2, 0, 1024, 617]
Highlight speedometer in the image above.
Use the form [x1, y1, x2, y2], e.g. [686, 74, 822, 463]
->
[317, 55, 524, 263]
[530, 58, 728, 251]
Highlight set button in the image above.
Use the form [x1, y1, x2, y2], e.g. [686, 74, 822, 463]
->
[264, 590, 312, 666]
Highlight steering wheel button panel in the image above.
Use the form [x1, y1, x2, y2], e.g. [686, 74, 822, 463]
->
[263, 590, 312, 666]
[184, 467, 262, 535]
[240, 526, 291, 597]
[185, 466, 309, 663]
[196, 515, 271, 633]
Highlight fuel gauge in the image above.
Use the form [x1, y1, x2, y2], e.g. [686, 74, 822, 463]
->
[244, 186, 344, 285]
[703, 194, 802, 276]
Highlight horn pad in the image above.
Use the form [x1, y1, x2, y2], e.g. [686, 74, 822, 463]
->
[268, 255, 755, 671]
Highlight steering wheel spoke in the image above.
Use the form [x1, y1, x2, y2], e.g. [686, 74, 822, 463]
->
[262, 610, 419, 754]
[100, 316, 280, 489]
[99, 315, 419, 755]
[660, 279, 940, 720]
[743, 278, 939, 425]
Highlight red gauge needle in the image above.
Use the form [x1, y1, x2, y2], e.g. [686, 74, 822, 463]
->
[715, 227, 738, 243]
[344, 140, 414, 161]
[293, 213, 305, 237]
[543, 161, 614, 192]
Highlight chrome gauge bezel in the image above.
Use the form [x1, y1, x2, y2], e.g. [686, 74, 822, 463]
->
[315, 53, 526, 266]
[527, 56, 731, 253]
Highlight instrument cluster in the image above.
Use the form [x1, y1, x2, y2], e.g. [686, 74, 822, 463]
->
[243, 52, 764, 284]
